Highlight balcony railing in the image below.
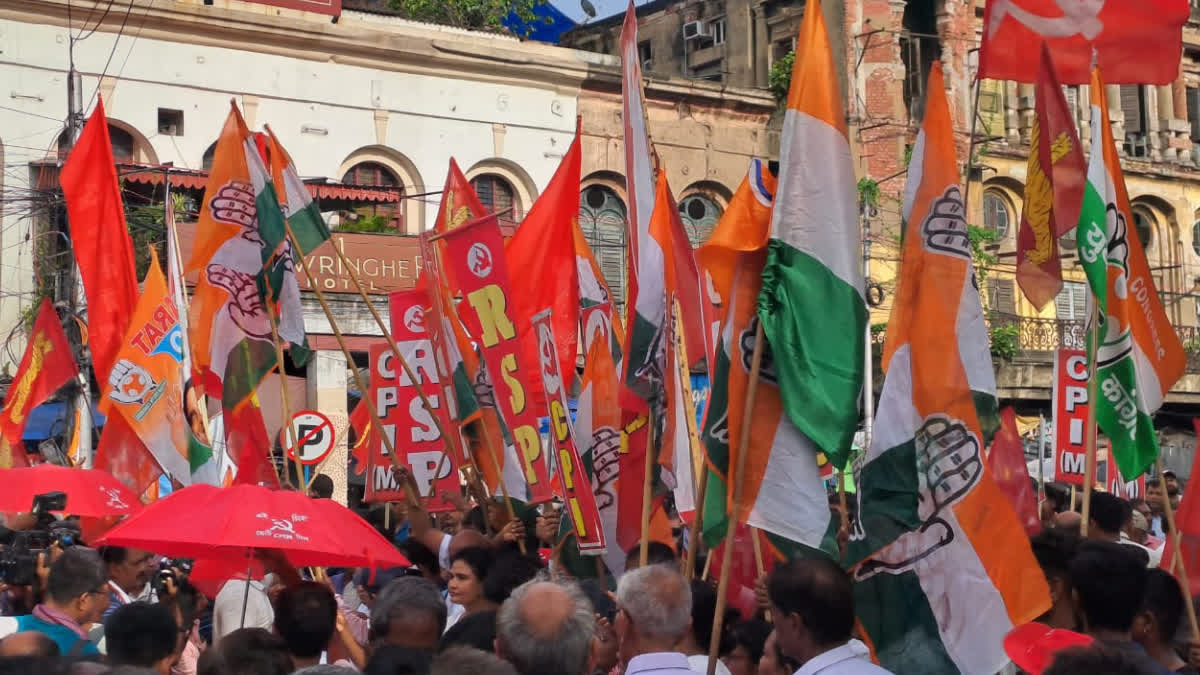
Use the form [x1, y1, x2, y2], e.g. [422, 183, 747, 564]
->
[871, 313, 1200, 373]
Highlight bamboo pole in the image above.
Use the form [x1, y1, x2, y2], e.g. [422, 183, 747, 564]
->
[474, 421, 525, 554]
[707, 321, 765, 675]
[264, 298, 305, 488]
[1159, 456, 1200, 644]
[685, 469, 709, 580]
[1080, 305, 1100, 536]
[282, 224, 419, 507]
[639, 415, 656, 568]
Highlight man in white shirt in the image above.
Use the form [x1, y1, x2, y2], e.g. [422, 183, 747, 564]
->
[212, 575, 274, 642]
[768, 557, 894, 675]
[614, 564, 703, 675]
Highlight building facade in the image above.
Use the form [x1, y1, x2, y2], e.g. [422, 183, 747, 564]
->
[0, 0, 773, 494]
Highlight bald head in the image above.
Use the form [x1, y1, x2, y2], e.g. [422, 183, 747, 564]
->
[0, 631, 60, 657]
[450, 529, 491, 558]
[1055, 511, 1082, 535]
[497, 579, 595, 675]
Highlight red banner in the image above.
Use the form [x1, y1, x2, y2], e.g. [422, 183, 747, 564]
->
[1052, 348, 1089, 486]
[442, 216, 553, 503]
[0, 299, 80, 466]
[532, 309, 607, 553]
[365, 289, 461, 511]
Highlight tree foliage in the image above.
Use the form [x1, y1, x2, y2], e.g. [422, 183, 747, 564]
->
[387, 0, 549, 35]
[768, 50, 795, 106]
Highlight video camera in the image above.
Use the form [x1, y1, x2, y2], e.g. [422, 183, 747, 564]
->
[151, 557, 193, 598]
[0, 492, 79, 586]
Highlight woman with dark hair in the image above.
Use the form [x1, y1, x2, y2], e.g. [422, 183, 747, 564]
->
[1134, 569, 1198, 674]
[445, 547, 495, 630]
[724, 618, 772, 675]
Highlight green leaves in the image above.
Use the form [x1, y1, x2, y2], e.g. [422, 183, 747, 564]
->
[387, 0, 549, 36]
[768, 51, 796, 106]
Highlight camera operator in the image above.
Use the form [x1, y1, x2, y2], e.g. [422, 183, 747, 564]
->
[99, 546, 157, 619]
[0, 547, 106, 655]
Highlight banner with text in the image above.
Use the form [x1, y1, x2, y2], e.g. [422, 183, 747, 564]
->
[1053, 348, 1090, 486]
[366, 291, 460, 510]
[442, 216, 553, 503]
[533, 308, 607, 553]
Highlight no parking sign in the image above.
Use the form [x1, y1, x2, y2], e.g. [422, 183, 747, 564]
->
[284, 410, 335, 466]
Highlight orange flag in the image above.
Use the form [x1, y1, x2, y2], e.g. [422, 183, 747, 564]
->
[0, 299, 80, 467]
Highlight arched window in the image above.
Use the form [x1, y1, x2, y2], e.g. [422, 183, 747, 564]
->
[342, 161, 404, 229]
[982, 190, 1010, 240]
[201, 143, 217, 172]
[57, 124, 135, 162]
[1132, 206, 1155, 250]
[579, 185, 628, 309]
[677, 194, 723, 247]
[471, 174, 520, 231]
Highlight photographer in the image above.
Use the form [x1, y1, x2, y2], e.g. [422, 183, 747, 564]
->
[0, 547, 106, 655]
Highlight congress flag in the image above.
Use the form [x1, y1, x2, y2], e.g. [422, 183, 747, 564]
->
[849, 63, 1048, 674]
[756, 0, 865, 469]
[1076, 68, 1186, 480]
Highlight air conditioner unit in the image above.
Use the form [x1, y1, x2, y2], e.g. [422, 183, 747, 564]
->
[682, 20, 709, 40]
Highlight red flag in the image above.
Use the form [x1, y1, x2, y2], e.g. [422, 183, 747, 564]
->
[988, 407, 1042, 537]
[1161, 419, 1200, 595]
[60, 101, 139, 381]
[435, 159, 487, 234]
[0, 299, 80, 467]
[349, 398, 371, 477]
[506, 126, 582, 407]
[1016, 44, 1086, 311]
[95, 416, 162, 497]
[227, 399, 280, 488]
[980, 0, 1187, 84]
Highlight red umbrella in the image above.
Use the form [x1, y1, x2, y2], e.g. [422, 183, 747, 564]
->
[96, 483, 408, 569]
[0, 464, 141, 518]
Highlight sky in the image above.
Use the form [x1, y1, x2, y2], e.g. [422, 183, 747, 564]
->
[549, 0, 633, 27]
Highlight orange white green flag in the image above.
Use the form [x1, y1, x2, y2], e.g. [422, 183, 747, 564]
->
[1075, 68, 1186, 479]
[848, 63, 1049, 673]
[756, 0, 865, 470]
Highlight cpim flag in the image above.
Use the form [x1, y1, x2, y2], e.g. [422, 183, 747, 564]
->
[988, 407, 1042, 537]
[101, 249, 193, 484]
[0, 300, 79, 468]
[59, 100, 139, 382]
[532, 309, 607, 553]
[849, 63, 1048, 674]
[696, 159, 834, 558]
[756, 0, 865, 470]
[980, 0, 1187, 85]
[1016, 44, 1086, 311]
[506, 125, 582, 408]
[1076, 68, 1186, 481]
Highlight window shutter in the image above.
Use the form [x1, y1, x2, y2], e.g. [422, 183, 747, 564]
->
[1120, 85, 1144, 134]
[1063, 85, 1078, 122]
[1055, 282, 1087, 321]
[598, 246, 625, 307]
[994, 278, 1016, 315]
[1188, 87, 1200, 142]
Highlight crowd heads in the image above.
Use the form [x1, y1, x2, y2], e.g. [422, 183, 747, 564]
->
[368, 577, 446, 650]
[615, 562, 693, 661]
[495, 580, 595, 675]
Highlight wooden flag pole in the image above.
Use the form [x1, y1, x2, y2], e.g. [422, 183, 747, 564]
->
[264, 297, 305, 489]
[474, 421, 525, 554]
[1080, 304, 1100, 536]
[1158, 456, 1200, 643]
[685, 469, 709, 580]
[639, 415, 657, 567]
[282, 225, 420, 507]
[707, 320, 765, 675]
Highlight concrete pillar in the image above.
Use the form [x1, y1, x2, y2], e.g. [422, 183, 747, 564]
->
[753, 4, 768, 89]
[1005, 81, 1020, 145]
[1175, 76, 1189, 120]
[1107, 84, 1125, 156]
[1017, 83, 1035, 145]
[1146, 86, 1163, 161]
[306, 350, 350, 505]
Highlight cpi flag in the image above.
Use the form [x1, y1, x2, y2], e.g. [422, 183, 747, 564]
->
[442, 216, 553, 503]
[980, 0, 1187, 84]
[101, 249, 193, 484]
[1076, 68, 1186, 480]
[0, 299, 79, 467]
[532, 309, 607, 553]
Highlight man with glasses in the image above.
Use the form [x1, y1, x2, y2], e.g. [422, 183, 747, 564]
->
[0, 547, 107, 655]
[99, 546, 158, 620]
[614, 564, 702, 674]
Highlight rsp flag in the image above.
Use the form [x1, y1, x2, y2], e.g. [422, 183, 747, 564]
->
[442, 215, 553, 503]
[532, 309, 606, 553]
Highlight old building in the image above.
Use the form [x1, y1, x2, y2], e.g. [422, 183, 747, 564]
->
[0, 0, 773, 493]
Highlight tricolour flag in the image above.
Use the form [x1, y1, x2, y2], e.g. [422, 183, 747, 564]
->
[1015, 43, 1086, 311]
[848, 63, 1049, 674]
[1075, 68, 1186, 480]
[980, 0, 1187, 84]
[100, 249, 193, 484]
[756, 0, 865, 469]
[696, 159, 833, 559]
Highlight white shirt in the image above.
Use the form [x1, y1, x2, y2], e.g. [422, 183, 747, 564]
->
[796, 643, 895, 675]
[213, 579, 274, 642]
[626, 652, 704, 675]
[687, 654, 732, 675]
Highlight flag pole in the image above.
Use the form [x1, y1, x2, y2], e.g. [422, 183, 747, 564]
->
[282, 224, 421, 507]
[1159, 455, 1200, 643]
[639, 413, 656, 567]
[707, 320, 765, 675]
[685, 470, 708, 580]
[1080, 303, 1100, 536]
[960, 66, 984, 218]
[473, 420, 525, 554]
[264, 296, 304, 489]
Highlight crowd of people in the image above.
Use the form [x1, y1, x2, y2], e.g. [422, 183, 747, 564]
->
[0, 470, 1197, 675]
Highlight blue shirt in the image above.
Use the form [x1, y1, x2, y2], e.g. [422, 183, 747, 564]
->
[14, 614, 99, 656]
